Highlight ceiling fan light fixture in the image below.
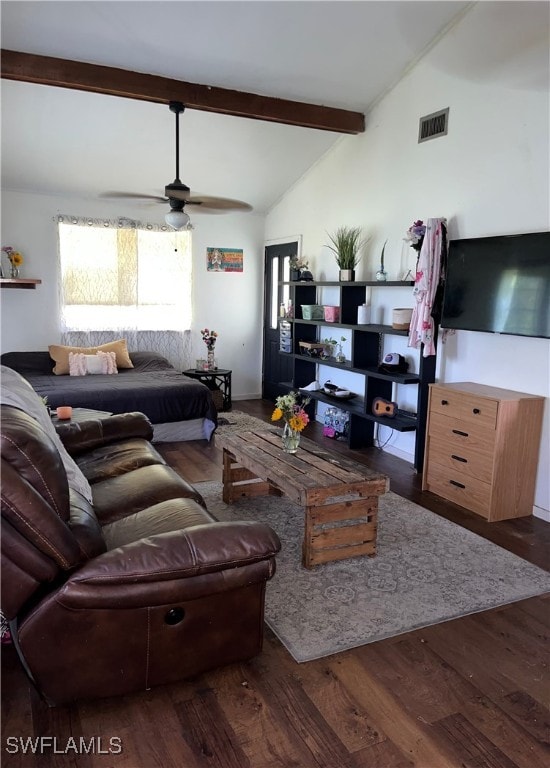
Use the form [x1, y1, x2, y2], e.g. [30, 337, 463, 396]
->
[165, 210, 190, 230]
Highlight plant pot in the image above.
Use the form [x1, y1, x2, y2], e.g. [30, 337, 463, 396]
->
[339, 269, 355, 282]
[290, 268, 300, 282]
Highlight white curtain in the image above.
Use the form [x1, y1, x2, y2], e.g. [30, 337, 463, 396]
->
[60, 329, 192, 371]
[57, 216, 192, 369]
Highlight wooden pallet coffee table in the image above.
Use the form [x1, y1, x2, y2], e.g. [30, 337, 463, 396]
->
[218, 430, 388, 569]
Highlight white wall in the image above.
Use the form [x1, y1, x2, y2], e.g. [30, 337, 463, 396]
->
[265, 3, 550, 517]
[0, 191, 265, 399]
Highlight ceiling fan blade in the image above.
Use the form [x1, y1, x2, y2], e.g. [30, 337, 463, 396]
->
[185, 196, 253, 212]
[100, 104, 252, 217]
[100, 192, 167, 203]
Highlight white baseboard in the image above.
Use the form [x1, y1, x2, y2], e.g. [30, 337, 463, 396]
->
[381, 443, 415, 465]
[232, 393, 262, 401]
[533, 505, 550, 523]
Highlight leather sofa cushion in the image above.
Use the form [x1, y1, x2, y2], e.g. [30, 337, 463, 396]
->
[1, 517, 62, 619]
[56, 412, 154, 456]
[91, 464, 206, 526]
[75, 438, 165, 484]
[102, 497, 216, 550]
[68, 489, 106, 560]
[1, 370, 92, 503]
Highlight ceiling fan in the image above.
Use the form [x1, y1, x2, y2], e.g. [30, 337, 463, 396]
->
[101, 101, 252, 229]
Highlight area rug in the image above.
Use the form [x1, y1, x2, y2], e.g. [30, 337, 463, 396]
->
[216, 409, 275, 434]
[196, 481, 550, 662]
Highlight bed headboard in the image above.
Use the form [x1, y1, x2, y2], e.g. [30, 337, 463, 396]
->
[0, 350, 175, 376]
[0, 351, 55, 376]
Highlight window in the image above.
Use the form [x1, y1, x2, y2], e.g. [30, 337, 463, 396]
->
[58, 218, 192, 332]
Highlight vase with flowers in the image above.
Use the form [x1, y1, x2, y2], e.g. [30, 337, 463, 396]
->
[271, 391, 311, 453]
[289, 255, 309, 282]
[404, 220, 426, 253]
[201, 328, 218, 370]
[404, 220, 426, 273]
[2, 246, 24, 278]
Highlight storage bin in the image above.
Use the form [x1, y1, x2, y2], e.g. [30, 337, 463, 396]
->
[323, 306, 340, 323]
[392, 308, 413, 330]
[301, 305, 324, 320]
[323, 407, 350, 440]
[298, 341, 325, 357]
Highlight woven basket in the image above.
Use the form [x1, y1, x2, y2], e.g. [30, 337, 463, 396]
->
[211, 389, 224, 411]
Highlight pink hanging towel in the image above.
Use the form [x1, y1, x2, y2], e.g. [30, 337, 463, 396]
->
[408, 217, 447, 357]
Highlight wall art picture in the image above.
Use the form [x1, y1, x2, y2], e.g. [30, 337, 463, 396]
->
[206, 247, 243, 272]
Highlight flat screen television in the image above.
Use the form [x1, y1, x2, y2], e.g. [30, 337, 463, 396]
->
[441, 231, 550, 339]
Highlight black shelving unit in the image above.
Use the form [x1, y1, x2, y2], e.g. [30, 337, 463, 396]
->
[278, 280, 436, 471]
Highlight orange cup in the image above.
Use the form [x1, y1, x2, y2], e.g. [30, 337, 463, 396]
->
[56, 406, 73, 420]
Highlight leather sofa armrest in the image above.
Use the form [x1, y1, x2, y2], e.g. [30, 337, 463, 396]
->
[71, 521, 280, 583]
[56, 521, 281, 608]
[55, 412, 154, 455]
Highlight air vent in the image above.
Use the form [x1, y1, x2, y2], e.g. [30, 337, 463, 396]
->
[418, 108, 449, 143]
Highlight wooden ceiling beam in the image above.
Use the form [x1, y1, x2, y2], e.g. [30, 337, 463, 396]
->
[1, 50, 365, 134]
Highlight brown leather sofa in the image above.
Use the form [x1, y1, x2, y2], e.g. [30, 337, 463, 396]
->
[1, 403, 281, 706]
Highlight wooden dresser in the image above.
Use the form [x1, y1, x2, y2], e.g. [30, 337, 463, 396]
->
[422, 382, 544, 521]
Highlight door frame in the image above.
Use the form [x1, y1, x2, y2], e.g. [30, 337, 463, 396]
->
[262, 235, 303, 399]
[264, 234, 303, 256]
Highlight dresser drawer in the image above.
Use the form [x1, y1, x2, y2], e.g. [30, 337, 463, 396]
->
[430, 385, 498, 430]
[427, 412, 496, 454]
[424, 466, 491, 518]
[426, 437, 494, 484]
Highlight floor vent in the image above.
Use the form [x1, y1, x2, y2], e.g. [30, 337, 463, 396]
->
[418, 108, 449, 143]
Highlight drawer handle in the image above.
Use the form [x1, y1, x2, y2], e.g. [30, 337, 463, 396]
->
[441, 399, 448, 406]
[473, 408, 481, 415]
[449, 480, 466, 489]
[452, 429, 469, 437]
[451, 454, 467, 463]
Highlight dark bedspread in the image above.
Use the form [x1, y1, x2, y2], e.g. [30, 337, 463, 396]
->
[0, 351, 218, 426]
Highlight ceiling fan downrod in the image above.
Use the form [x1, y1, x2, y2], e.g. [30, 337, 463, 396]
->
[170, 101, 185, 185]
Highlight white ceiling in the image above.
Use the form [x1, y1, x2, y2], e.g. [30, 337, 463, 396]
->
[1, 1, 471, 214]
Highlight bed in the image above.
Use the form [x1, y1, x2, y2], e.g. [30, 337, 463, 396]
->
[0, 350, 218, 442]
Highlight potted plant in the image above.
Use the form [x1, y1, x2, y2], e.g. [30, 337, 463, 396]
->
[336, 336, 347, 363]
[375, 240, 388, 282]
[326, 226, 365, 281]
[321, 336, 338, 359]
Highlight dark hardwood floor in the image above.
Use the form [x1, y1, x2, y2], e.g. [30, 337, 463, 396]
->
[2, 399, 549, 767]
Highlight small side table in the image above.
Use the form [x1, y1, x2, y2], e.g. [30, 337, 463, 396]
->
[51, 407, 113, 425]
[183, 369, 232, 411]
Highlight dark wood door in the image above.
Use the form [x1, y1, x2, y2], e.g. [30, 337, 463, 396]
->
[262, 241, 297, 400]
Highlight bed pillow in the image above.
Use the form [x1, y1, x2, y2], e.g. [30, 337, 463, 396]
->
[128, 351, 175, 372]
[69, 351, 118, 376]
[49, 339, 133, 375]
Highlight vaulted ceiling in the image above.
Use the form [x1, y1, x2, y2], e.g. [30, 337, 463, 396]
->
[1, 1, 471, 214]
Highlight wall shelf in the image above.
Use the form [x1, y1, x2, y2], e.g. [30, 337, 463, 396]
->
[285, 280, 415, 287]
[278, 280, 437, 471]
[0, 278, 42, 289]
